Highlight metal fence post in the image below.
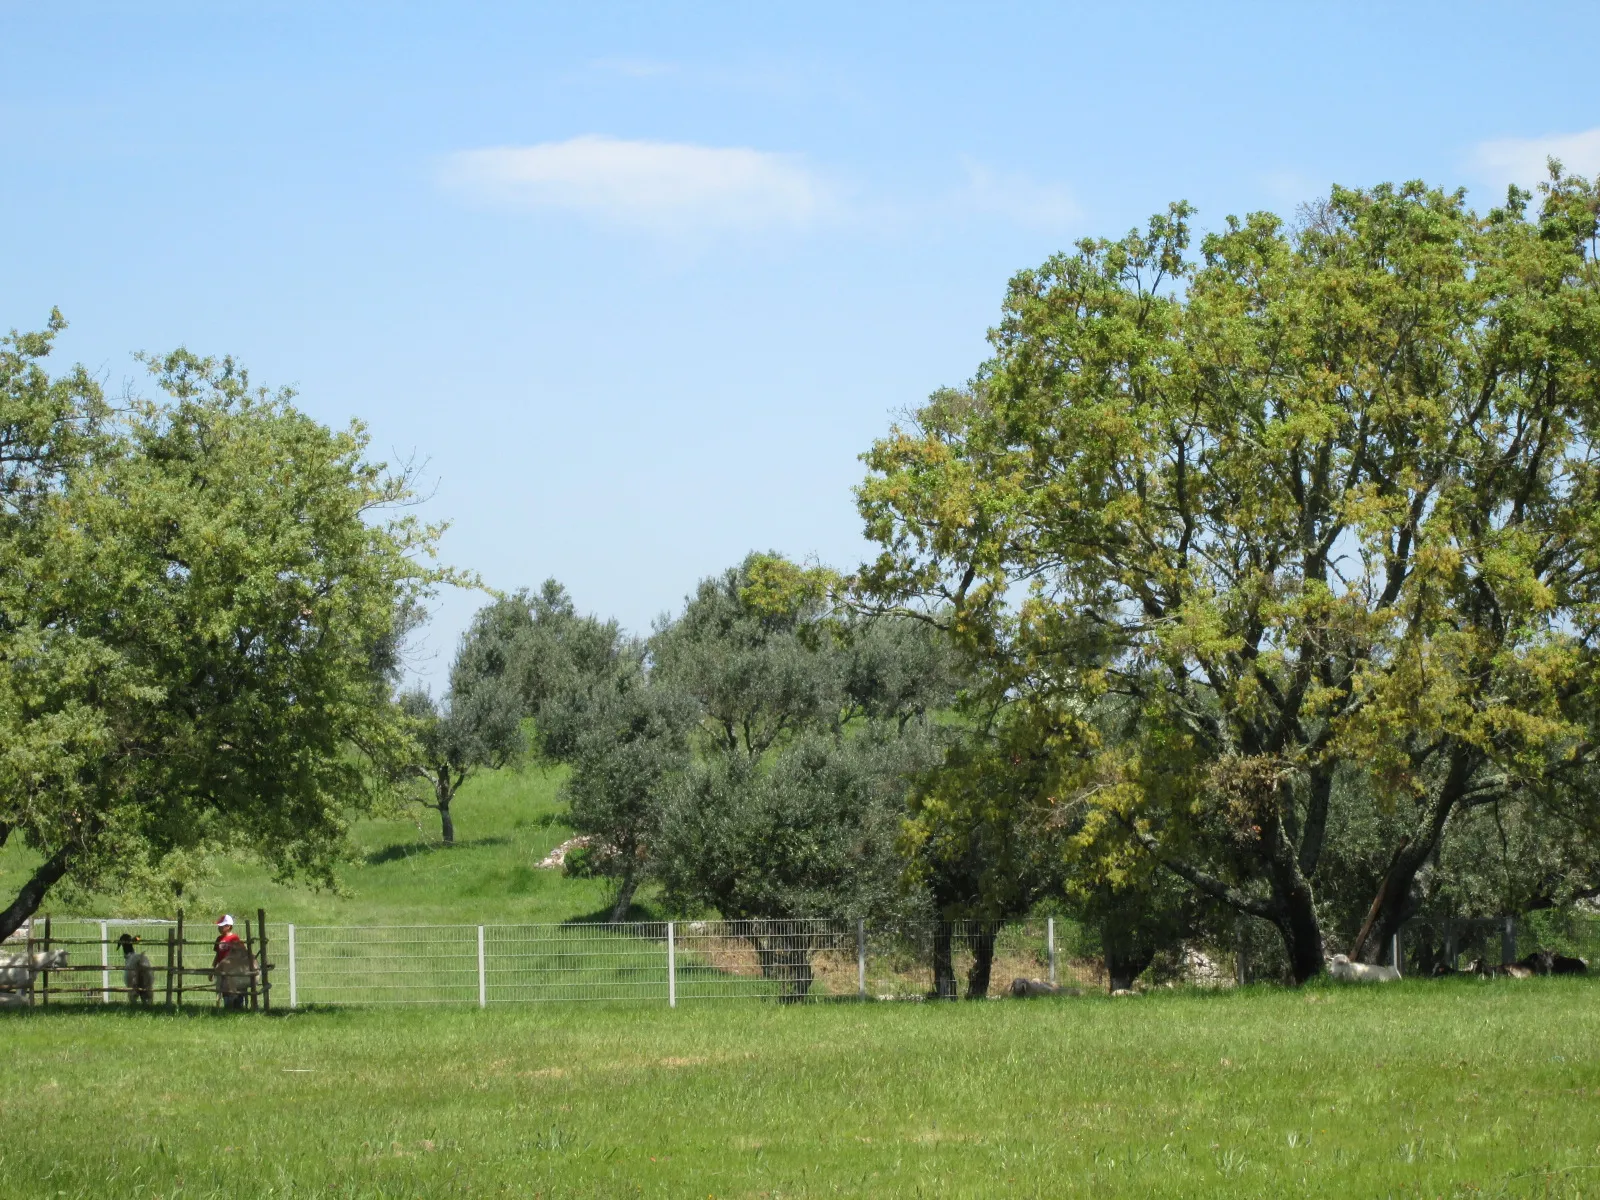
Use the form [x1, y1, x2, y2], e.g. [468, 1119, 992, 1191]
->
[1391, 931, 1402, 976]
[666, 921, 676, 1008]
[100, 921, 110, 1003]
[1047, 917, 1057, 986]
[1502, 914, 1516, 966]
[477, 926, 487, 1008]
[857, 919, 867, 999]
[287, 924, 297, 1009]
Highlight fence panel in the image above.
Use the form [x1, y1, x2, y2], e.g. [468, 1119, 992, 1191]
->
[8, 913, 1247, 1007]
[293, 925, 479, 1005]
[485, 922, 670, 1003]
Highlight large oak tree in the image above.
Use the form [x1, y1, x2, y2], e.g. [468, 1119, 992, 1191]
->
[858, 171, 1600, 982]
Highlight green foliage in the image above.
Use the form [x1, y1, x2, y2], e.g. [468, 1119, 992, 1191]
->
[656, 730, 925, 922]
[0, 322, 447, 936]
[560, 661, 694, 919]
[859, 170, 1600, 980]
[648, 553, 956, 926]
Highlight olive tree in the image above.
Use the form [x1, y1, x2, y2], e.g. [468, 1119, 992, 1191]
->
[647, 554, 954, 998]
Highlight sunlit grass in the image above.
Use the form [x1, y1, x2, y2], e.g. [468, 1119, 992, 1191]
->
[0, 763, 650, 928]
[6, 978, 1599, 1197]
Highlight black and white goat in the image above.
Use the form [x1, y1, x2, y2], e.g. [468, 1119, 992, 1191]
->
[117, 934, 155, 1004]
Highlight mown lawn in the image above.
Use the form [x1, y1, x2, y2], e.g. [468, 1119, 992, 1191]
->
[5, 978, 1599, 1198]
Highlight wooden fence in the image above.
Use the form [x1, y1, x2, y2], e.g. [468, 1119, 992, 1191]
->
[9, 908, 274, 1010]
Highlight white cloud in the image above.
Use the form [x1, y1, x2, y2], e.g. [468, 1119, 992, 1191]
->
[1472, 127, 1600, 193]
[441, 136, 833, 234]
[958, 162, 1079, 231]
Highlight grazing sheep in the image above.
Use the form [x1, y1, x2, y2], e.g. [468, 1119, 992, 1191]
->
[1328, 954, 1400, 982]
[1009, 978, 1079, 998]
[1518, 949, 1590, 977]
[0, 949, 70, 1003]
[117, 934, 155, 1004]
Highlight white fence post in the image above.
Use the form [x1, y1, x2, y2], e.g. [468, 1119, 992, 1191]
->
[100, 921, 110, 1002]
[857, 919, 867, 999]
[667, 921, 676, 1008]
[477, 926, 487, 1008]
[287, 924, 297, 1009]
[1047, 917, 1056, 986]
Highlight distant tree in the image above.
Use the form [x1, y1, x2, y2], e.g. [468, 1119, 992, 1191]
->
[859, 173, 1600, 982]
[453, 580, 630, 761]
[903, 699, 1074, 998]
[560, 658, 694, 921]
[648, 554, 954, 997]
[0, 328, 445, 939]
[398, 674, 524, 846]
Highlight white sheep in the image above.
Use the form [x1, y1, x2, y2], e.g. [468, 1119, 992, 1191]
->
[1328, 953, 1400, 982]
[0, 948, 70, 1003]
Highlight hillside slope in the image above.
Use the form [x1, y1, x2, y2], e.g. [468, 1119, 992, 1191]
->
[0, 765, 647, 928]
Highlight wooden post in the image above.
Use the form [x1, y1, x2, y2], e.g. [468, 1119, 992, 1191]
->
[164, 929, 175, 1005]
[41, 915, 51, 1007]
[257, 908, 271, 1012]
[244, 918, 259, 1011]
[175, 909, 185, 1008]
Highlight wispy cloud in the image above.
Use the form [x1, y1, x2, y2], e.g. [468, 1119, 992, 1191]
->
[957, 162, 1079, 231]
[1472, 127, 1600, 193]
[441, 136, 834, 234]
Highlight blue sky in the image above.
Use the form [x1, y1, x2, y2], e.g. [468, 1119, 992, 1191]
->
[5, 3, 1597, 688]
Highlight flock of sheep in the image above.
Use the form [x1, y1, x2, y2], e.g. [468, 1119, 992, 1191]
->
[0, 935, 159, 1006]
[1328, 949, 1588, 983]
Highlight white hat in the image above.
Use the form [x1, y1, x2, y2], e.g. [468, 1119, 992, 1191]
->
[216, 914, 235, 927]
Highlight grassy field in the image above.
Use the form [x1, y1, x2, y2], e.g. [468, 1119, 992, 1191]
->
[5, 978, 1599, 1198]
[0, 763, 640, 928]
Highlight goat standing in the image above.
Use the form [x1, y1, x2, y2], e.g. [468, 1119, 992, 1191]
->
[117, 934, 155, 1004]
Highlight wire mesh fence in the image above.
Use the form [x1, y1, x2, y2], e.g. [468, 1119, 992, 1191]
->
[24, 911, 1589, 1008]
[282, 918, 1106, 1007]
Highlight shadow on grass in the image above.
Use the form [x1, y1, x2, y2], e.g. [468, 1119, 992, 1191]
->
[365, 836, 510, 866]
[561, 900, 664, 927]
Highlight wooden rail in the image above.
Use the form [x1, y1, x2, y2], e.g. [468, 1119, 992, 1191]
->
[9, 909, 273, 1010]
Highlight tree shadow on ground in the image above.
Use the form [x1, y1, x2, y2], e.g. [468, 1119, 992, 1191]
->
[561, 899, 662, 927]
[365, 837, 510, 866]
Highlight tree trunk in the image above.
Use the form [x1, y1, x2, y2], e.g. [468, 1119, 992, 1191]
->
[1106, 946, 1155, 993]
[436, 768, 456, 845]
[608, 871, 638, 923]
[1263, 800, 1328, 985]
[1277, 880, 1327, 984]
[1359, 752, 1478, 963]
[965, 923, 999, 999]
[931, 921, 957, 1000]
[0, 843, 75, 943]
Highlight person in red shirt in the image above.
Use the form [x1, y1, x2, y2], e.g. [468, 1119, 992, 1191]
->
[212, 915, 249, 1009]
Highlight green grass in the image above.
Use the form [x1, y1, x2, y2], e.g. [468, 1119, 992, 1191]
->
[6, 979, 1600, 1197]
[0, 764, 645, 927]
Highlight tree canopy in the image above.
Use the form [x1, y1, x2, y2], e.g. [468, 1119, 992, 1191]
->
[858, 171, 1600, 981]
[0, 319, 445, 936]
